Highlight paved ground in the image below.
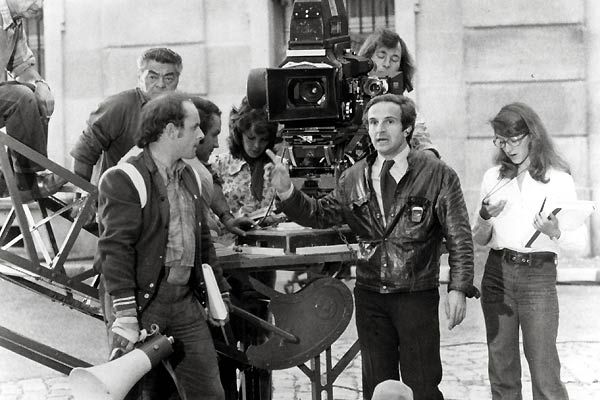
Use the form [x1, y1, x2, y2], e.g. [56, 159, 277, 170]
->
[271, 319, 600, 400]
[1, 264, 600, 400]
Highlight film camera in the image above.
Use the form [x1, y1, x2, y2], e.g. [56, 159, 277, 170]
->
[247, 0, 404, 196]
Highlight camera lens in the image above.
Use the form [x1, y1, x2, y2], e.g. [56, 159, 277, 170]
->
[368, 81, 383, 95]
[299, 80, 325, 104]
[363, 77, 389, 97]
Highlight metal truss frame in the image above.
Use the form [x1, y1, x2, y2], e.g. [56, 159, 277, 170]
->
[0, 131, 102, 372]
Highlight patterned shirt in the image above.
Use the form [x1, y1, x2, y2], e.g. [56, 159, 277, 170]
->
[211, 152, 277, 245]
[211, 152, 276, 217]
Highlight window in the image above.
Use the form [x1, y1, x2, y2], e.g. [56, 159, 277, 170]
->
[346, 0, 395, 51]
[347, 0, 395, 33]
[278, 0, 395, 55]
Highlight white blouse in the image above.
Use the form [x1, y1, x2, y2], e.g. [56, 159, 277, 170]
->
[472, 166, 585, 255]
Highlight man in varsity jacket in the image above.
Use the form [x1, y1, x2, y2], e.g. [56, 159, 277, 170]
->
[96, 91, 229, 400]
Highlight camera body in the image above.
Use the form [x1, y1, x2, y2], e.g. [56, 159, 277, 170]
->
[247, 0, 404, 195]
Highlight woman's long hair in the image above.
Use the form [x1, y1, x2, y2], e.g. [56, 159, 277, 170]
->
[227, 97, 278, 162]
[492, 102, 570, 182]
[227, 97, 279, 201]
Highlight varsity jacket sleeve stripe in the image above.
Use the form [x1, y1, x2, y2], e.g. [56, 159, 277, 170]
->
[97, 168, 144, 312]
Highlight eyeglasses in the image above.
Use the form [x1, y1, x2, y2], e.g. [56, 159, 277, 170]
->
[492, 134, 528, 149]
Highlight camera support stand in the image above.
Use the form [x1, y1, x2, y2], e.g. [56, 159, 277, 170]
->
[298, 341, 360, 400]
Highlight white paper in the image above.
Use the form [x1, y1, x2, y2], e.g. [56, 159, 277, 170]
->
[543, 200, 597, 230]
[202, 263, 228, 321]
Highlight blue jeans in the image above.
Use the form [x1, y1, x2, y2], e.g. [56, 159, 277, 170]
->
[355, 286, 443, 400]
[481, 249, 568, 400]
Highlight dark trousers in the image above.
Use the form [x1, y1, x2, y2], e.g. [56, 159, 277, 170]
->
[354, 286, 443, 400]
[482, 250, 568, 400]
[102, 280, 225, 400]
[221, 270, 275, 400]
[0, 82, 48, 172]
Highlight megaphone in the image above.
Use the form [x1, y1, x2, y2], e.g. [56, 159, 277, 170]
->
[69, 333, 174, 400]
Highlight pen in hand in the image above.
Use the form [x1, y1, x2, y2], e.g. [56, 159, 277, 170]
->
[526, 196, 550, 247]
[538, 197, 547, 216]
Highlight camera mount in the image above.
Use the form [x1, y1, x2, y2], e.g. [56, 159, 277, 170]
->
[247, 0, 403, 194]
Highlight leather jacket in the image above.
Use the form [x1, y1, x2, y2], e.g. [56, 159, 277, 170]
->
[280, 150, 478, 297]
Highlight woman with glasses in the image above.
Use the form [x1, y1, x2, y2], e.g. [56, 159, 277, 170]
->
[472, 102, 578, 400]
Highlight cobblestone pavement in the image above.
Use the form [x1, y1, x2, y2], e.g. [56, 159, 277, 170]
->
[2, 276, 599, 399]
[269, 337, 600, 400]
[1, 341, 599, 400]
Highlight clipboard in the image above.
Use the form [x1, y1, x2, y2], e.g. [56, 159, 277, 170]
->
[524, 208, 561, 247]
[547, 200, 597, 230]
[525, 200, 597, 247]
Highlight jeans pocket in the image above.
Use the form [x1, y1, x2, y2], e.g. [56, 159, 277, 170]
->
[481, 284, 505, 304]
[481, 257, 506, 304]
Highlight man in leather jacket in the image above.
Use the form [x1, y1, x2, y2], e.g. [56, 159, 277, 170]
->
[267, 94, 479, 400]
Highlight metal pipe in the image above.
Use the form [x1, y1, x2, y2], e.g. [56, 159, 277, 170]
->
[230, 304, 300, 344]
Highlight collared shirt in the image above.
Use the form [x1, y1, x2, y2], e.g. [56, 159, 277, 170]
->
[185, 157, 223, 237]
[211, 152, 275, 216]
[152, 156, 196, 284]
[278, 147, 411, 214]
[0, 0, 35, 79]
[472, 166, 585, 255]
[211, 152, 277, 246]
[371, 146, 410, 219]
[276, 146, 413, 223]
[185, 157, 214, 206]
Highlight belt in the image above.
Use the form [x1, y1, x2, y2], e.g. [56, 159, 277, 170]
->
[491, 248, 556, 266]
